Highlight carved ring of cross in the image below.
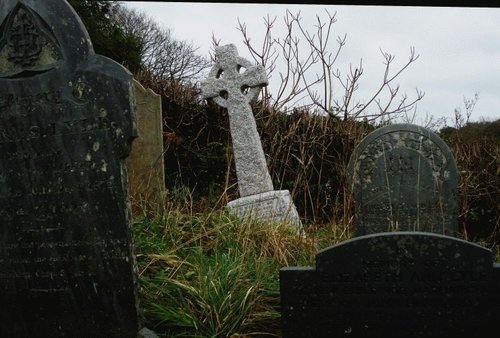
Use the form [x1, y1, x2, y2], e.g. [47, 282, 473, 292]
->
[202, 44, 267, 109]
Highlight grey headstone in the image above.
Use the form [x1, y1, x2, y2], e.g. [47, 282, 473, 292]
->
[201, 44, 301, 229]
[347, 124, 459, 236]
[280, 232, 500, 337]
[0, 1, 139, 336]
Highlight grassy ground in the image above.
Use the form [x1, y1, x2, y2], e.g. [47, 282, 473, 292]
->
[132, 195, 350, 337]
[132, 193, 498, 337]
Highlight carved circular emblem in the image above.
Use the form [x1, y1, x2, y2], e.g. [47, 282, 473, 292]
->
[201, 44, 267, 109]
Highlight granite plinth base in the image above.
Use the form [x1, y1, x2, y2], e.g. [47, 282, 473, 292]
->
[227, 190, 302, 233]
[138, 327, 160, 338]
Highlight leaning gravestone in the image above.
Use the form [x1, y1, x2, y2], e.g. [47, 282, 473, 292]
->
[201, 44, 301, 228]
[0, 0, 141, 336]
[280, 232, 500, 337]
[347, 124, 459, 237]
[126, 79, 166, 214]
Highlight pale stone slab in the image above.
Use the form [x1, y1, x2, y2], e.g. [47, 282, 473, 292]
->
[228, 190, 302, 229]
[126, 79, 166, 214]
[137, 327, 160, 338]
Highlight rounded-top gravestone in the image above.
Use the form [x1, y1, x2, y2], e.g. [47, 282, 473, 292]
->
[347, 124, 459, 237]
[0, 0, 141, 336]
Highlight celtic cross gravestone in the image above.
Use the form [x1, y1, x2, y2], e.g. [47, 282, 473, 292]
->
[201, 44, 273, 197]
[201, 44, 301, 228]
[0, 1, 149, 336]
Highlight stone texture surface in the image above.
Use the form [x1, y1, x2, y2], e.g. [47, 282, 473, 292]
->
[137, 327, 160, 338]
[347, 124, 459, 237]
[280, 232, 500, 337]
[201, 44, 301, 228]
[201, 44, 273, 197]
[0, 1, 139, 336]
[228, 190, 302, 228]
[126, 79, 166, 214]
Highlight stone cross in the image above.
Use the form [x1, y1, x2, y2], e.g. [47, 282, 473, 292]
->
[201, 44, 273, 197]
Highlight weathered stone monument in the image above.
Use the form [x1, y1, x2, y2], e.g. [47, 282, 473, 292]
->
[347, 124, 459, 236]
[201, 44, 301, 228]
[0, 0, 142, 336]
[279, 123, 499, 336]
[126, 79, 166, 214]
[280, 232, 500, 337]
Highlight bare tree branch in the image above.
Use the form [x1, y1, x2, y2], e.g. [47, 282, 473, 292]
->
[114, 6, 211, 84]
[238, 9, 424, 121]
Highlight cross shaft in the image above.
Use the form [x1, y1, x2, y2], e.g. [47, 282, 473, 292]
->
[202, 44, 274, 197]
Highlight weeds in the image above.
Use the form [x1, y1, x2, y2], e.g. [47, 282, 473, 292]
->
[133, 199, 325, 337]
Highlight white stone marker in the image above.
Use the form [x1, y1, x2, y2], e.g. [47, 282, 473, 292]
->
[201, 44, 301, 228]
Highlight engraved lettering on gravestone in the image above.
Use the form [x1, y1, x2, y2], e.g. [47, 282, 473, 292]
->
[347, 124, 458, 236]
[201, 44, 273, 197]
[0, 0, 139, 336]
[280, 232, 500, 337]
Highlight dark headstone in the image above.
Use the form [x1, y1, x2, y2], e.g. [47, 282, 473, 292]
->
[347, 124, 459, 236]
[0, 1, 139, 336]
[280, 232, 500, 337]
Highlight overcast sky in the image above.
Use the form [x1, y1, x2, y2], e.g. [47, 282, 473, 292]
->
[121, 2, 500, 126]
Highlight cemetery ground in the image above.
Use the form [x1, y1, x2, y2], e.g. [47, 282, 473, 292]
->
[133, 106, 499, 336]
[1, 1, 498, 336]
[131, 95, 500, 337]
[132, 192, 499, 337]
[133, 193, 348, 337]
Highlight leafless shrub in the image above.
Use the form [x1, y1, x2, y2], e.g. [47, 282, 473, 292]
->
[238, 9, 424, 123]
[113, 5, 210, 102]
[440, 94, 499, 246]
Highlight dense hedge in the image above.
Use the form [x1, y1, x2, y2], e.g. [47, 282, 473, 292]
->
[70, 0, 497, 248]
[441, 121, 500, 244]
[160, 92, 499, 248]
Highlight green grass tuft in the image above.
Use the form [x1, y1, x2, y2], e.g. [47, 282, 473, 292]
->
[133, 204, 331, 337]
